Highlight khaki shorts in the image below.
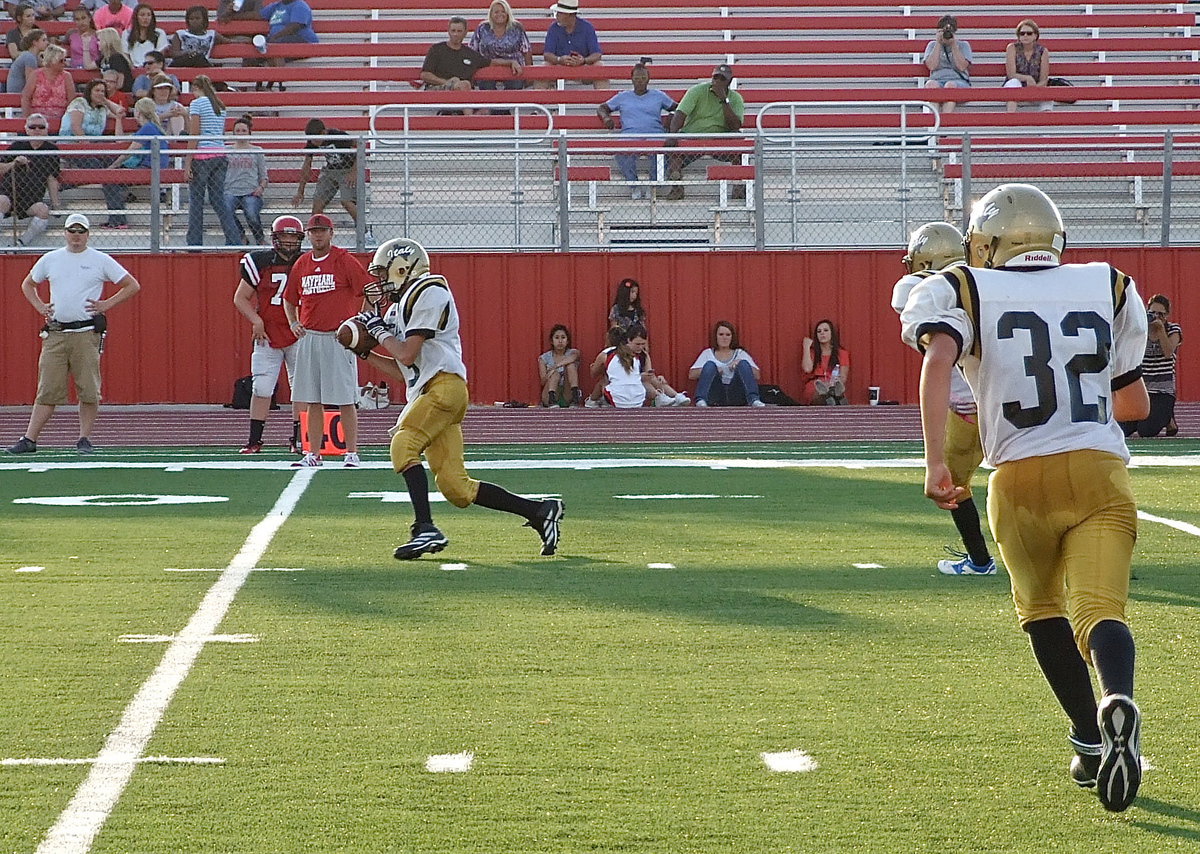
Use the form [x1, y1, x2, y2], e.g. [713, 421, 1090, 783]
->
[314, 167, 356, 207]
[389, 372, 479, 508]
[35, 331, 102, 405]
[944, 409, 985, 497]
[987, 449, 1137, 660]
[291, 331, 358, 405]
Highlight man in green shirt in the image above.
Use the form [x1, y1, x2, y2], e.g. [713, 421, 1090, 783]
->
[665, 64, 745, 200]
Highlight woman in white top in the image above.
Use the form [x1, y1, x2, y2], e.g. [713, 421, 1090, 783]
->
[601, 329, 648, 408]
[123, 3, 168, 66]
[689, 320, 764, 407]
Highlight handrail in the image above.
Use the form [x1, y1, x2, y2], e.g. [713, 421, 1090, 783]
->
[369, 103, 556, 142]
[756, 101, 942, 143]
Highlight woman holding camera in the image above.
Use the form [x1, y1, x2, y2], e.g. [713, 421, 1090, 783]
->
[923, 14, 971, 113]
[1121, 294, 1183, 438]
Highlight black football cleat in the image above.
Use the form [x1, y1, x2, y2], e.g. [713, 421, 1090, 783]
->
[1096, 694, 1142, 812]
[1068, 730, 1101, 789]
[526, 498, 564, 556]
[394, 523, 449, 560]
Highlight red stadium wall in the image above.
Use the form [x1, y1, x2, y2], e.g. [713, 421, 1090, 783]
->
[0, 248, 1194, 406]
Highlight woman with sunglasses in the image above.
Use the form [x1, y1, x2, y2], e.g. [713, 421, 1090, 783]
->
[1004, 19, 1050, 113]
[21, 43, 74, 125]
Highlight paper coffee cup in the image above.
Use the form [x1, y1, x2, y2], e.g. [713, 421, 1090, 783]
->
[868, 386, 881, 405]
[253, 34, 267, 54]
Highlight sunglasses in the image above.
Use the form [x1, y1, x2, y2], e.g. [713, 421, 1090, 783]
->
[26, 124, 47, 129]
[66, 226, 88, 234]
[1018, 30, 1036, 36]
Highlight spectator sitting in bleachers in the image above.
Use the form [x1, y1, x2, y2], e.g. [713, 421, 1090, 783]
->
[103, 96, 169, 228]
[1004, 19, 1050, 113]
[59, 79, 128, 220]
[131, 50, 178, 98]
[97, 27, 133, 94]
[93, 0, 132, 32]
[21, 43, 74, 123]
[62, 5, 99, 70]
[7, 28, 48, 95]
[78, 0, 134, 12]
[665, 64, 744, 201]
[597, 63, 676, 199]
[0, 113, 60, 246]
[923, 14, 971, 114]
[541, 0, 604, 89]
[421, 15, 488, 111]
[250, 0, 318, 89]
[147, 73, 186, 134]
[167, 5, 240, 68]
[7, 4, 37, 61]
[123, 4, 168, 67]
[470, 0, 531, 93]
[11, 0, 63, 22]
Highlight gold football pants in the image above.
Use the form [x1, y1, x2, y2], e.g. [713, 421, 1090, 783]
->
[944, 410, 984, 498]
[389, 372, 479, 508]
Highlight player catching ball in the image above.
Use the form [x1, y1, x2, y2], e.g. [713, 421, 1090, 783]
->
[348, 237, 563, 559]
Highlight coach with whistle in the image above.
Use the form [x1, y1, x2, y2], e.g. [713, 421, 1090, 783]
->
[5, 213, 140, 455]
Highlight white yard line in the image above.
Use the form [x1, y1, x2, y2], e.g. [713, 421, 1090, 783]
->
[1138, 510, 1200, 538]
[35, 467, 316, 854]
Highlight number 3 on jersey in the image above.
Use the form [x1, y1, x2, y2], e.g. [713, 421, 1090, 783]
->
[998, 310, 1111, 429]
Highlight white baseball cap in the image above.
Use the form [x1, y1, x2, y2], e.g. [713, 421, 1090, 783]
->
[64, 213, 91, 231]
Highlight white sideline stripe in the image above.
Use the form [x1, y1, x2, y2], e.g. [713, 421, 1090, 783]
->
[1138, 510, 1200, 538]
[4, 756, 224, 767]
[36, 467, 317, 854]
[761, 749, 819, 773]
[348, 491, 560, 503]
[853, 563, 885, 569]
[163, 567, 306, 573]
[425, 751, 474, 773]
[647, 563, 676, 569]
[440, 563, 469, 571]
[118, 634, 259, 644]
[614, 493, 763, 500]
[17, 566, 45, 573]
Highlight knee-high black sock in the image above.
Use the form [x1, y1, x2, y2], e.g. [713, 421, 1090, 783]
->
[1025, 617, 1101, 744]
[473, 481, 540, 519]
[291, 419, 301, 446]
[950, 498, 991, 566]
[248, 418, 265, 445]
[401, 464, 433, 526]
[1088, 619, 1136, 699]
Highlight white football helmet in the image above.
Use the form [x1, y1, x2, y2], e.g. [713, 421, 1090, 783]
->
[365, 237, 431, 305]
[902, 222, 964, 273]
[966, 183, 1066, 268]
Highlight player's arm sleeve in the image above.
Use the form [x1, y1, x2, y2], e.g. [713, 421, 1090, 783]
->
[891, 275, 916, 316]
[402, 283, 451, 339]
[1111, 275, 1149, 391]
[900, 274, 971, 359]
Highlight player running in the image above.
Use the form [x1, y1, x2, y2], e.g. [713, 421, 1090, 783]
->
[892, 222, 996, 576]
[352, 237, 563, 559]
[901, 184, 1149, 812]
[232, 214, 306, 454]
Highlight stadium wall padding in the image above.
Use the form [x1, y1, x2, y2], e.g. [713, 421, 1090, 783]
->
[0, 248, 1193, 406]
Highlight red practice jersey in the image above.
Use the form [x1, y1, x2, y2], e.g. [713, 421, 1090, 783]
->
[283, 246, 372, 332]
[240, 248, 299, 349]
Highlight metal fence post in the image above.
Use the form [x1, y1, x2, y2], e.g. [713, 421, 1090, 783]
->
[959, 132, 971, 231]
[1161, 130, 1173, 247]
[149, 138, 161, 252]
[356, 136, 367, 250]
[753, 135, 765, 250]
[557, 132, 570, 252]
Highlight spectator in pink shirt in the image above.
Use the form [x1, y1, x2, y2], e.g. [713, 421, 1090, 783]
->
[94, 0, 131, 31]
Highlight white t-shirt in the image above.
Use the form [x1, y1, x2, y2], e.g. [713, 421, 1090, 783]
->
[382, 273, 467, 398]
[603, 347, 647, 408]
[901, 261, 1148, 465]
[689, 347, 759, 384]
[29, 246, 130, 324]
[892, 269, 976, 414]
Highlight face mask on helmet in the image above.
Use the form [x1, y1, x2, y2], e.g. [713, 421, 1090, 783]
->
[903, 222, 965, 273]
[271, 215, 305, 258]
[365, 238, 431, 306]
[966, 184, 1066, 268]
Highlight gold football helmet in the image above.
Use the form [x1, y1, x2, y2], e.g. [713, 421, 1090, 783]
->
[902, 222, 964, 273]
[365, 238, 431, 305]
[965, 183, 1066, 268]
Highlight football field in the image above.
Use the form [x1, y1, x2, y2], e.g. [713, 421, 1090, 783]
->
[2, 441, 1199, 853]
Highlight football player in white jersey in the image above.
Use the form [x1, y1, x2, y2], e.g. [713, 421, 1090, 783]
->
[892, 222, 996, 576]
[901, 184, 1150, 812]
[356, 238, 564, 559]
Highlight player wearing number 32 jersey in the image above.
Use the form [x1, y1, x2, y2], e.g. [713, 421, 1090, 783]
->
[901, 184, 1150, 814]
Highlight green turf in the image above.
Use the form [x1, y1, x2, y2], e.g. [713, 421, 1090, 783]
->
[1, 450, 1198, 853]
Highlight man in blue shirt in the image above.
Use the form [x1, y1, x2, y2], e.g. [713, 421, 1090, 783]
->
[542, 0, 603, 88]
[263, 0, 317, 43]
[597, 64, 675, 197]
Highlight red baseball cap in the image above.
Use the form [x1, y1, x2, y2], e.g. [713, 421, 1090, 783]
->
[306, 213, 334, 230]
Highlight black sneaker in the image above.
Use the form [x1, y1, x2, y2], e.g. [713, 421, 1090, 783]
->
[393, 523, 449, 560]
[76, 438, 95, 454]
[6, 436, 36, 454]
[1096, 694, 1141, 812]
[525, 498, 564, 556]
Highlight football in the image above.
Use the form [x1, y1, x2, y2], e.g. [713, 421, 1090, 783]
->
[336, 317, 379, 358]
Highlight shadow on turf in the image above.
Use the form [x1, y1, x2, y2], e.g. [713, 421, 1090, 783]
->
[1132, 797, 1200, 842]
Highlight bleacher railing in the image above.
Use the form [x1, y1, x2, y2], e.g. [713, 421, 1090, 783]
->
[5, 124, 1200, 252]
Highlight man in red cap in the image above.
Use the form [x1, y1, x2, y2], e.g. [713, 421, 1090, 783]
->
[282, 213, 372, 466]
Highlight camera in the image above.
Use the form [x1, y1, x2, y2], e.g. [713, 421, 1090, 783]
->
[942, 27, 954, 39]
